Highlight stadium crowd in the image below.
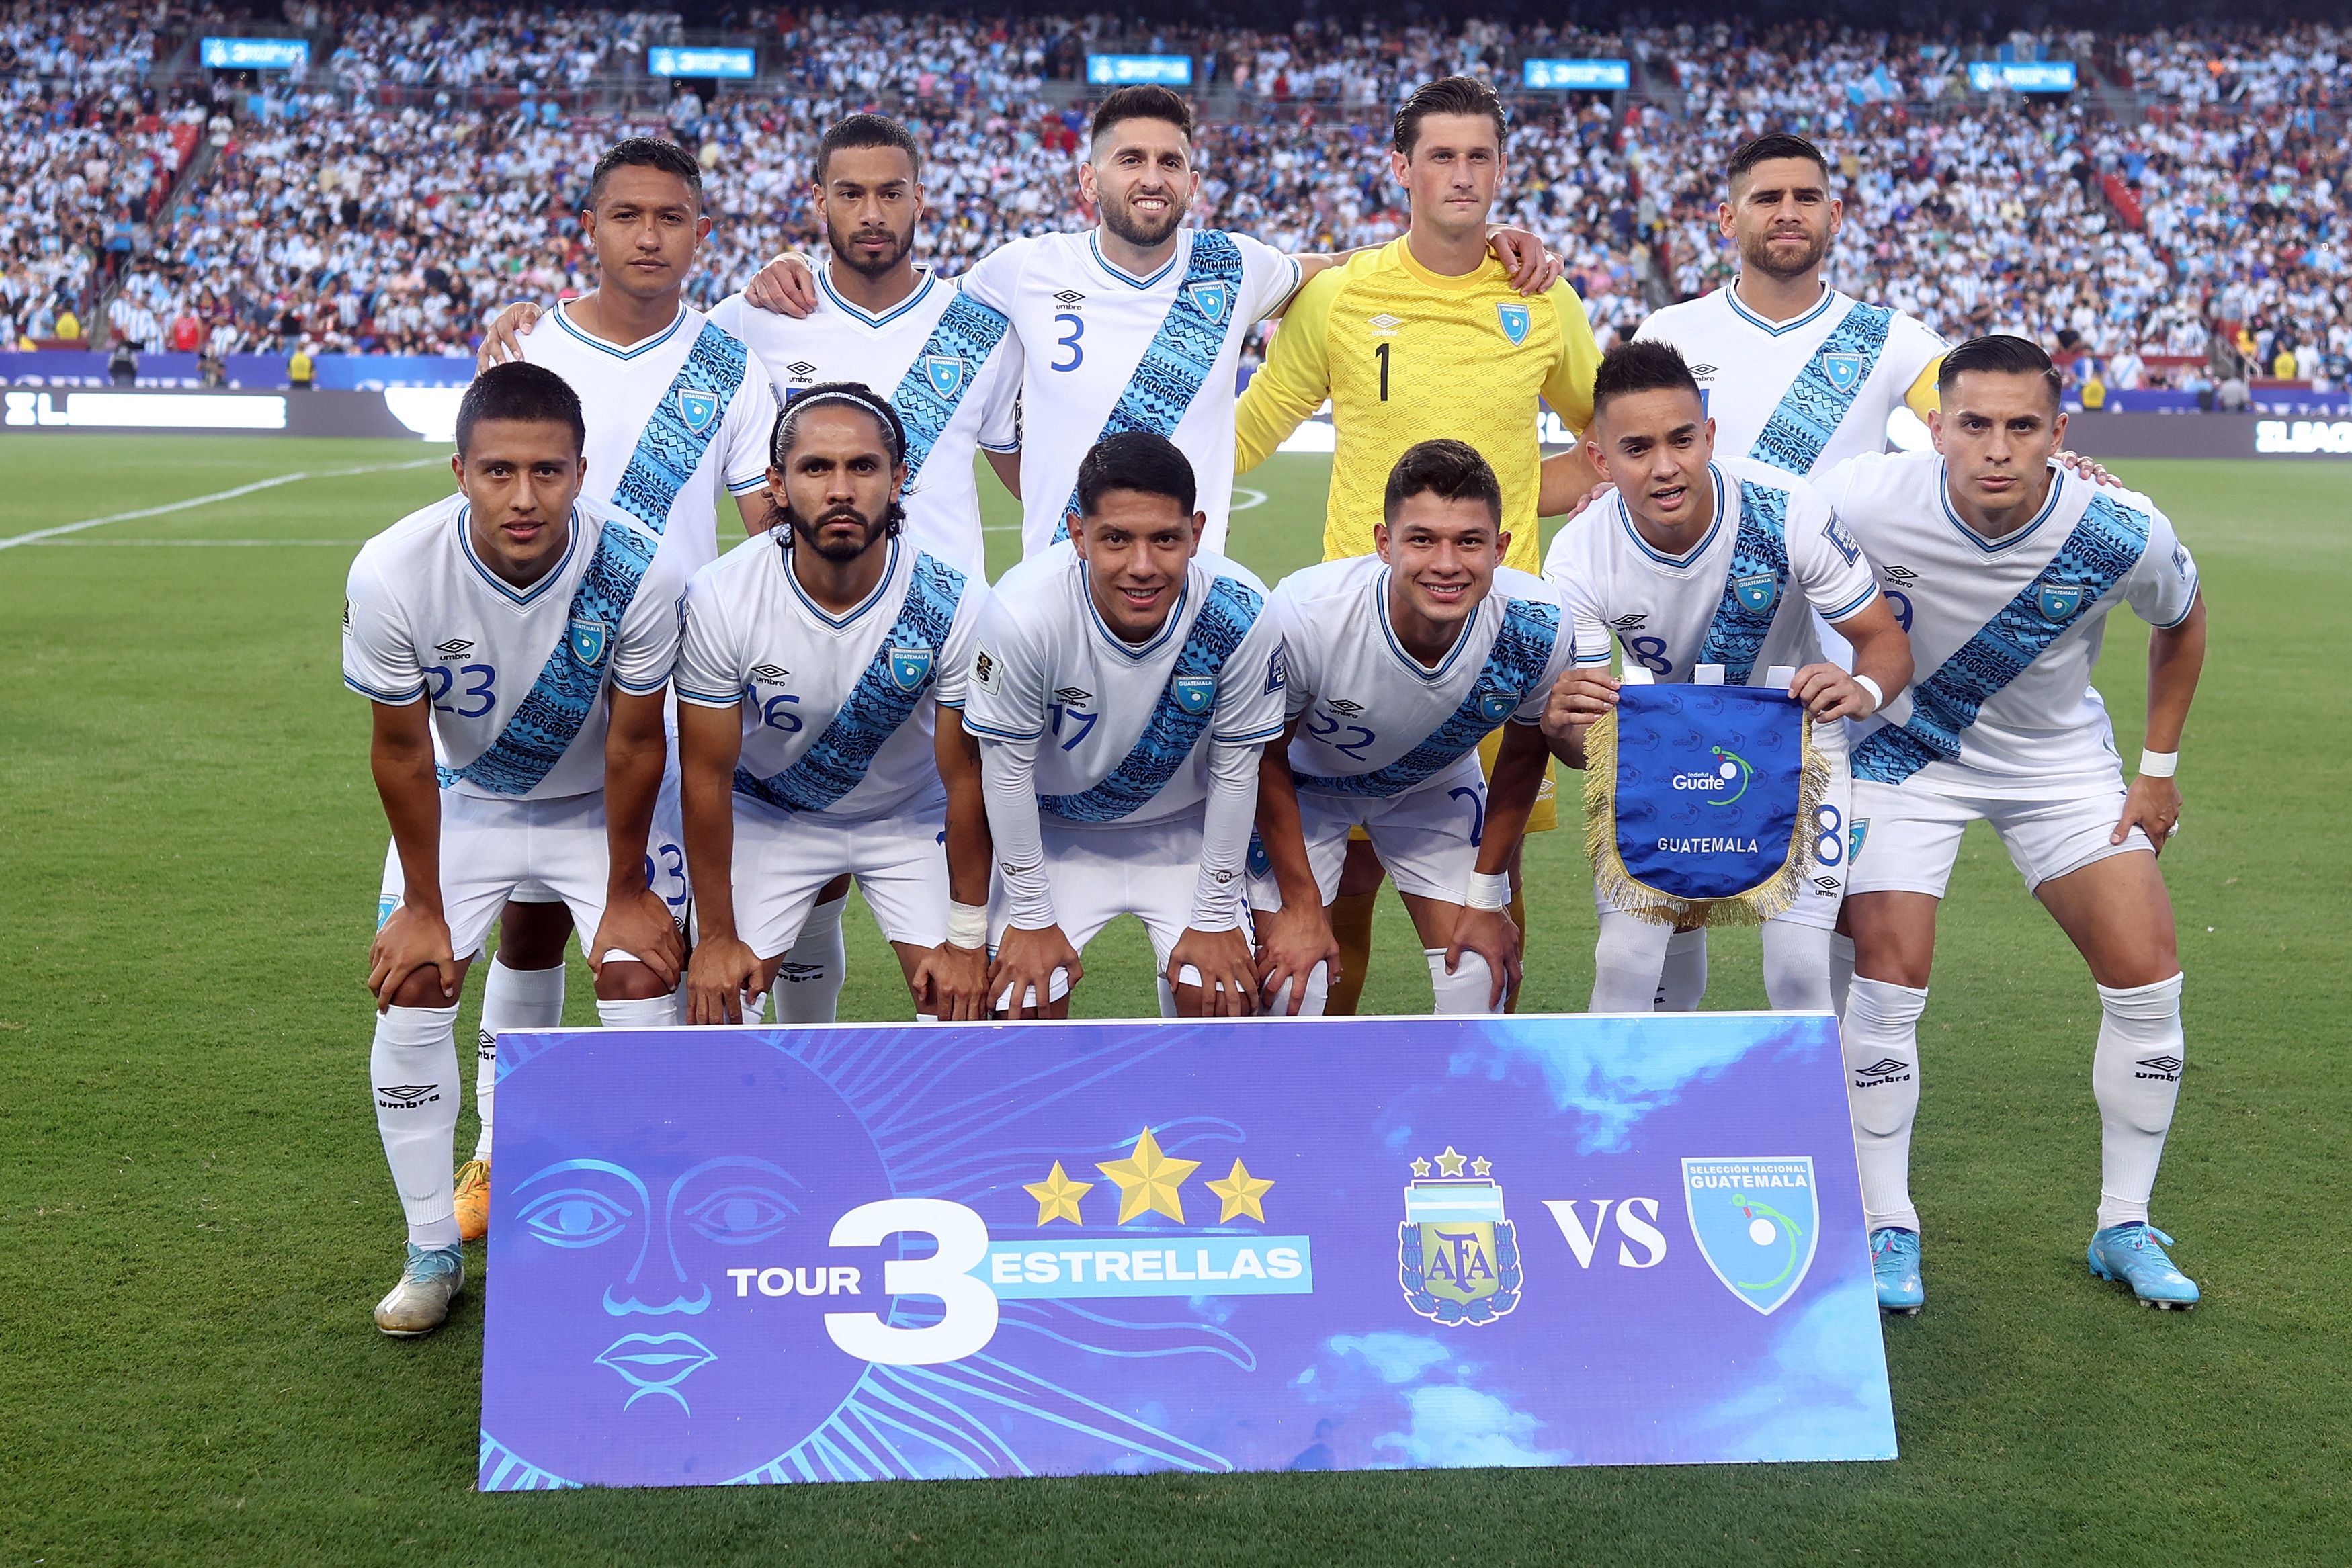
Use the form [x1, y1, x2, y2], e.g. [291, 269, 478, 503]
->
[2, 3, 2345, 384]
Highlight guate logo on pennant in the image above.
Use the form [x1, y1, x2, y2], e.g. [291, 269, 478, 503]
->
[1172, 674, 1215, 716]
[1497, 302, 1531, 345]
[1733, 571, 1779, 613]
[1398, 1145, 1521, 1326]
[1185, 281, 1230, 324]
[922, 355, 967, 400]
[1819, 351, 1865, 394]
[888, 646, 933, 692]
[566, 617, 608, 668]
[675, 388, 720, 435]
[1681, 1156, 1818, 1315]
[2037, 582, 2088, 623]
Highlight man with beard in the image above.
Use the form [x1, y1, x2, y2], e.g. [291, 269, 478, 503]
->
[675, 383, 995, 1025]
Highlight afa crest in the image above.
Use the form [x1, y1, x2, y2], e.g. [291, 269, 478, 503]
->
[1496, 302, 1531, 346]
[1476, 688, 1517, 724]
[888, 646, 933, 692]
[1819, 351, 1865, 395]
[1732, 572, 1779, 613]
[1399, 1147, 1521, 1326]
[2036, 582, 2088, 623]
[674, 388, 720, 435]
[1172, 674, 1216, 716]
[921, 354, 968, 400]
[1184, 281, 1231, 324]
[567, 617, 609, 668]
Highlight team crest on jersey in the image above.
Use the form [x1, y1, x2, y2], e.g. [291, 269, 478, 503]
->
[888, 646, 933, 692]
[1819, 351, 1866, 394]
[674, 388, 720, 435]
[1496, 302, 1531, 345]
[1173, 674, 1215, 716]
[921, 354, 968, 400]
[1184, 281, 1231, 324]
[567, 617, 609, 668]
[1849, 819, 1869, 861]
[1733, 572, 1780, 613]
[2036, 582, 2089, 623]
[1476, 687, 1516, 724]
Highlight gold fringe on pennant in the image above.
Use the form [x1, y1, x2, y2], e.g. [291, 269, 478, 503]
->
[1582, 705, 1834, 930]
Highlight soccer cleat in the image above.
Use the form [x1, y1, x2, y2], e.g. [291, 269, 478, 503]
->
[453, 1158, 491, 1242]
[374, 1243, 466, 1337]
[2087, 1223, 2199, 1309]
[1870, 1227, 1924, 1314]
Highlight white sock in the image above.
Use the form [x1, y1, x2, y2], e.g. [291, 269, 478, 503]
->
[1263, 962, 1330, 1018]
[1761, 920, 1833, 1011]
[474, 960, 562, 1160]
[1842, 977, 1927, 1234]
[739, 988, 767, 1025]
[1427, 947, 1503, 1016]
[596, 993, 681, 1029]
[1829, 932, 1856, 1019]
[2092, 973, 2186, 1229]
[1155, 975, 1179, 1018]
[372, 1004, 462, 1249]
[1657, 929, 1708, 1010]
[1590, 908, 1671, 1012]
[774, 894, 847, 1024]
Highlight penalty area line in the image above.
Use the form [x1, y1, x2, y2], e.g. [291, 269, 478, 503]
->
[0, 457, 441, 552]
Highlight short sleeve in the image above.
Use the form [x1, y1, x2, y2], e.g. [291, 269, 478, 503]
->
[974, 331, 1023, 452]
[1787, 488, 1882, 625]
[1511, 590, 1576, 723]
[1266, 582, 1315, 722]
[722, 369, 779, 496]
[608, 545, 685, 695]
[341, 548, 424, 704]
[954, 239, 1024, 316]
[1540, 282, 1602, 437]
[932, 574, 991, 708]
[704, 292, 746, 337]
[1212, 586, 1290, 744]
[2125, 507, 2200, 630]
[1542, 523, 1615, 667]
[959, 593, 1046, 742]
[1236, 232, 1305, 325]
[672, 566, 743, 708]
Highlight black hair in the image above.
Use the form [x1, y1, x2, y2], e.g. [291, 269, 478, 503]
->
[769, 380, 908, 469]
[1382, 438, 1502, 526]
[1393, 75, 1507, 157]
[1727, 131, 1829, 191]
[455, 361, 585, 458]
[1590, 339, 1705, 420]
[1076, 430, 1197, 518]
[587, 136, 703, 210]
[814, 112, 921, 185]
[1938, 333, 2062, 409]
[1089, 84, 1193, 150]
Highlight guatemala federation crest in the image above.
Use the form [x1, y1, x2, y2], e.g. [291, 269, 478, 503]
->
[921, 354, 968, 401]
[2036, 582, 2089, 623]
[1172, 674, 1216, 716]
[1681, 1156, 1819, 1315]
[1399, 1146, 1522, 1326]
[1732, 571, 1780, 613]
[674, 387, 720, 435]
[1497, 302, 1531, 345]
[566, 616, 609, 668]
[1476, 687, 1517, 724]
[1184, 280, 1231, 325]
[1818, 351, 1865, 395]
[887, 646, 933, 692]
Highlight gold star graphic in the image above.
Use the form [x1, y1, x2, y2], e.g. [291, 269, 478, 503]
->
[1411, 1156, 1432, 1178]
[1095, 1127, 1200, 1224]
[1434, 1145, 1469, 1177]
[1023, 1160, 1093, 1226]
[1205, 1158, 1275, 1223]
[1471, 1156, 1493, 1177]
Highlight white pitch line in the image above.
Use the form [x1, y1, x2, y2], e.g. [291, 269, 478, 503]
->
[0, 457, 440, 552]
[1230, 487, 1268, 512]
[30, 537, 365, 546]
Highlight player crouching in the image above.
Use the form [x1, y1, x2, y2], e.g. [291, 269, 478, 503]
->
[677, 383, 995, 1023]
[964, 432, 1288, 1018]
[1250, 441, 1574, 1015]
[344, 363, 690, 1336]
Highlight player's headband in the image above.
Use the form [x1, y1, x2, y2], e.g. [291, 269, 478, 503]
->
[770, 382, 907, 469]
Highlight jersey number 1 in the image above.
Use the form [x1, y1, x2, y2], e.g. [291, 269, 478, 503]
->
[1374, 341, 1390, 402]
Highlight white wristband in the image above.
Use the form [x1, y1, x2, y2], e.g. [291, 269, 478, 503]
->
[2138, 748, 2179, 779]
[1466, 871, 1511, 912]
[946, 901, 989, 951]
[1851, 674, 1884, 715]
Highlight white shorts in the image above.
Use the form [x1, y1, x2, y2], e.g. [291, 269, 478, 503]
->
[376, 786, 688, 962]
[1247, 755, 1487, 913]
[730, 801, 949, 960]
[1594, 727, 1853, 932]
[990, 814, 1241, 1000]
[1845, 773, 2151, 899]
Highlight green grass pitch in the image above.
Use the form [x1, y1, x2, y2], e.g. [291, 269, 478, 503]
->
[1, 437, 2345, 1565]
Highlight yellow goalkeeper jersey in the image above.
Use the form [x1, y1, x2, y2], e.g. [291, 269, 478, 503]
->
[1234, 238, 1603, 574]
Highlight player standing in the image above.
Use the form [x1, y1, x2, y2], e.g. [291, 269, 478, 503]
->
[1538, 343, 1913, 1012]
[343, 364, 687, 1335]
[1820, 336, 2206, 1313]
[962, 432, 1287, 1018]
[674, 383, 994, 1024]
[1250, 441, 1574, 1016]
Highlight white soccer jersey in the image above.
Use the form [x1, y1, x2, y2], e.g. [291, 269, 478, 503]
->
[1820, 453, 2200, 796]
[961, 542, 1288, 827]
[674, 531, 986, 823]
[517, 298, 778, 578]
[1636, 284, 1945, 478]
[1271, 556, 1572, 795]
[957, 228, 1304, 557]
[707, 265, 1017, 576]
[343, 493, 685, 802]
[1544, 455, 1882, 685]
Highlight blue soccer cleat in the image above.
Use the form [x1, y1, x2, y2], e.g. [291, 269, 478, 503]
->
[374, 1242, 466, 1336]
[1870, 1227, 1923, 1314]
[2087, 1223, 2199, 1309]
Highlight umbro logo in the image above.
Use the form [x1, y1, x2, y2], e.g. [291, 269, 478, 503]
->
[1812, 875, 1841, 892]
[1053, 290, 1085, 306]
[1853, 1058, 1913, 1086]
[775, 961, 825, 983]
[2135, 1055, 2183, 1080]
[1688, 362, 1719, 377]
[1326, 698, 1365, 715]
[1055, 686, 1093, 703]
[435, 638, 474, 656]
[375, 1083, 440, 1107]
[1883, 565, 1920, 582]
[1858, 1059, 1907, 1077]
[784, 360, 818, 378]
[750, 662, 792, 684]
[1608, 613, 1648, 629]
[1367, 312, 1401, 336]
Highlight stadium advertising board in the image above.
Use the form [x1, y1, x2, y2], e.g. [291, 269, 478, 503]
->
[1522, 58, 1632, 91]
[647, 46, 757, 79]
[478, 1014, 1895, 1490]
[1085, 53, 1194, 86]
[1966, 60, 2077, 92]
[198, 36, 311, 71]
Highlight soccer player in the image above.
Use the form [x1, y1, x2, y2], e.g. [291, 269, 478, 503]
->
[675, 383, 994, 1024]
[343, 363, 689, 1336]
[1538, 342, 1913, 1012]
[962, 431, 1287, 1019]
[1231, 75, 1607, 1015]
[1250, 441, 1576, 1016]
[1818, 335, 2206, 1313]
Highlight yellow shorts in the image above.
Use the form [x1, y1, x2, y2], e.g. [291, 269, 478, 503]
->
[1348, 732, 1557, 843]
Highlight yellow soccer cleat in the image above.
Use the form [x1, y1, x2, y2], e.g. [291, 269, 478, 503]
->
[453, 1159, 491, 1243]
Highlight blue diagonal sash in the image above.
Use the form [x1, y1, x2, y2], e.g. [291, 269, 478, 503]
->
[887, 293, 1011, 493]
[1294, 598, 1562, 798]
[438, 519, 657, 795]
[607, 320, 749, 536]
[732, 552, 969, 814]
[1040, 574, 1263, 822]
[1695, 478, 1791, 686]
[1051, 232, 1247, 543]
[1749, 302, 1892, 476]
[1853, 494, 2152, 785]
